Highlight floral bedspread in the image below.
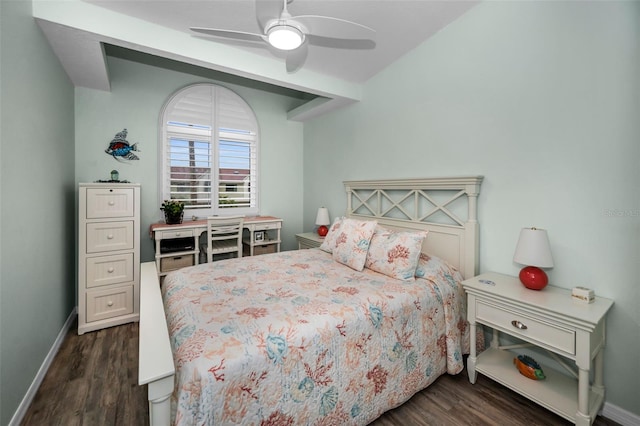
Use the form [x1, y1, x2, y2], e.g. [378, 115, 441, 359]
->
[162, 249, 471, 425]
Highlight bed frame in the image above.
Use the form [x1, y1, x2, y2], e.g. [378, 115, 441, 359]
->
[138, 176, 483, 425]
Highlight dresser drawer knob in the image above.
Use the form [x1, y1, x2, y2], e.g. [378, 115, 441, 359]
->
[107, 267, 114, 273]
[511, 320, 528, 330]
[175, 232, 181, 236]
[107, 234, 114, 240]
[108, 201, 115, 206]
[107, 300, 114, 307]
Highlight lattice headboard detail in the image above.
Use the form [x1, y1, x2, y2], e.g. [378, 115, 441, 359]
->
[344, 177, 483, 279]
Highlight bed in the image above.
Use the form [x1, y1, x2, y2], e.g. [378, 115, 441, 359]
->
[139, 176, 483, 425]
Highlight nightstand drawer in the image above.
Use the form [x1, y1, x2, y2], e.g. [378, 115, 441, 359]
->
[299, 240, 320, 249]
[476, 300, 576, 355]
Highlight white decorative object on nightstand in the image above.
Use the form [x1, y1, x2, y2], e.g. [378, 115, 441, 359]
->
[296, 232, 324, 249]
[78, 183, 140, 334]
[462, 272, 613, 426]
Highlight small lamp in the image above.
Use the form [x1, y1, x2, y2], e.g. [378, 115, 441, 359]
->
[513, 227, 554, 290]
[315, 207, 330, 237]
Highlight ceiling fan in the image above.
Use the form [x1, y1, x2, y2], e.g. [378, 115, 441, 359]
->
[190, 0, 376, 73]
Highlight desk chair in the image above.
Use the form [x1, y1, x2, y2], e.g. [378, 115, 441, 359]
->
[204, 215, 244, 263]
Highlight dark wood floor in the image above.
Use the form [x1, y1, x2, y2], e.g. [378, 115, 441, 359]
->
[22, 319, 620, 426]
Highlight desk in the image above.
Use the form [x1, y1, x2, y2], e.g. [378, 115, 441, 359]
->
[149, 216, 282, 276]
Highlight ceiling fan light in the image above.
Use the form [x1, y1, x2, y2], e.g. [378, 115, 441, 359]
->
[267, 25, 303, 50]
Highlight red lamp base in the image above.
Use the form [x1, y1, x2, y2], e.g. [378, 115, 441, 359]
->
[317, 225, 329, 237]
[519, 266, 548, 290]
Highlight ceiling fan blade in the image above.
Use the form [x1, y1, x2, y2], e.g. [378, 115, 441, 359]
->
[190, 27, 267, 44]
[255, 0, 282, 31]
[286, 42, 308, 73]
[294, 15, 375, 41]
[307, 34, 376, 50]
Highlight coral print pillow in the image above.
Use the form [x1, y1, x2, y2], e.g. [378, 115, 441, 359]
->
[415, 252, 462, 286]
[365, 227, 428, 281]
[319, 216, 345, 253]
[331, 218, 377, 271]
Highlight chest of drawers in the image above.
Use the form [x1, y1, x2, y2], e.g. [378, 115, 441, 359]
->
[78, 183, 140, 334]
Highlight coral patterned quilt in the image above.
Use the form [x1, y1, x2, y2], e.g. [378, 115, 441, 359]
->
[162, 249, 471, 425]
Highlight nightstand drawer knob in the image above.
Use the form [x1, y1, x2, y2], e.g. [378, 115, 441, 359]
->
[511, 320, 528, 330]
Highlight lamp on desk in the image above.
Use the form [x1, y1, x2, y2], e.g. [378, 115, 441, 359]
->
[315, 207, 330, 237]
[513, 227, 554, 290]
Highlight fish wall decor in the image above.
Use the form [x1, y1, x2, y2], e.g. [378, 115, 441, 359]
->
[105, 128, 140, 161]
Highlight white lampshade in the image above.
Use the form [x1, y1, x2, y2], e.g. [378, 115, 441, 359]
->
[315, 207, 330, 226]
[513, 227, 554, 268]
[267, 25, 304, 50]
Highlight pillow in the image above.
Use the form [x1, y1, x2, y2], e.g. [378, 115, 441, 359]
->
[319, 216, 345, 253]
[415, 253, 463, 287]
[331, 218, 377, 271]
[365, 226, 428, 281]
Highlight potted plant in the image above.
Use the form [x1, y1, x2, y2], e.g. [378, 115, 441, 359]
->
[161, 199, 185, 225]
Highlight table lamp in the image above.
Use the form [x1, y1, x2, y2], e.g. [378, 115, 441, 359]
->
[315, 207, 330, 237]
[513, 227, 554, 290]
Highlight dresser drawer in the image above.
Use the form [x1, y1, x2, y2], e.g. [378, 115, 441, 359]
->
[476, 300, 576, 355]
[86, 188, 134, 219]
[85, 285, 134, 322]
[86, 221, 134, 253]
[158, 229, 195, 239]
[86, 253, 134, 288]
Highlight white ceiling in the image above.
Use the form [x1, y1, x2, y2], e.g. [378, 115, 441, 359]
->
[34, 0, 478, 120]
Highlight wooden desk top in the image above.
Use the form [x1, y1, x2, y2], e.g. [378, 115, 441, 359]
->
[149, 216, 281, 237]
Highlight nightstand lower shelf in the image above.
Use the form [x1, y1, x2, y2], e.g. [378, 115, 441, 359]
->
[475, 347, 603, 423]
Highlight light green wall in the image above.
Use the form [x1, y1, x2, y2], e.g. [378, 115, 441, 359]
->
[303, 1, 639, 416]
[75, 55, 305, 262]
[0, 0, 76, 423]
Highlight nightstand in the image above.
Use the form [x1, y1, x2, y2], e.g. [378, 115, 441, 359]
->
[295, 232, 324, 249]
[462, 272, 613, 426]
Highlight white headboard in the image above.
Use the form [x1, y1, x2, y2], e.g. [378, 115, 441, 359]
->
[344, 177, 483, 280]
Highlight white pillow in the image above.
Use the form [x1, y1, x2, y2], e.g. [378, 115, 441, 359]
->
[331, 218, 377, 271]
[365, 226, 428, 281]
[319, 216, 345, 253]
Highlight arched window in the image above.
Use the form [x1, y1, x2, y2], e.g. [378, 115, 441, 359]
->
[159, 84, 259, 217]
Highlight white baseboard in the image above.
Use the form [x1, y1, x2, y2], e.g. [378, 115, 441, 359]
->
[602, 402, 640, 426]
[9, 308, 77, 426]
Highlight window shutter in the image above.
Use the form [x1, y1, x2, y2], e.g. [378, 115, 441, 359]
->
[160, 84, 259, 217]
[166, 85, 213, 127]
[216, 88, 258, 212]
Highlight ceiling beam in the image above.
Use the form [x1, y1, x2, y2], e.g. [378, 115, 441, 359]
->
[32, 0, 364, 121]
